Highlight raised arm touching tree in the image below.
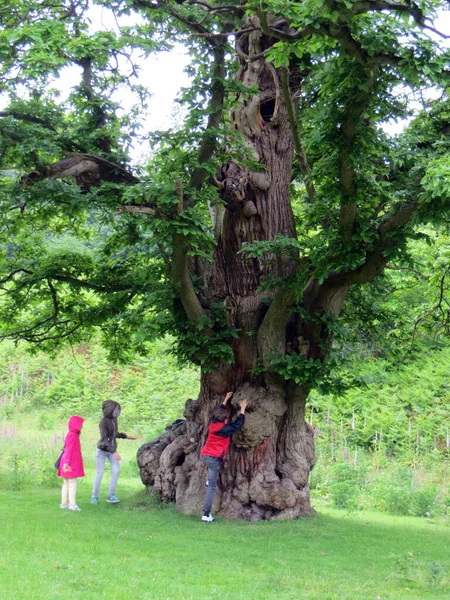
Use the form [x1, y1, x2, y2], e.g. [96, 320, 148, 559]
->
[1, 0, 450, 519]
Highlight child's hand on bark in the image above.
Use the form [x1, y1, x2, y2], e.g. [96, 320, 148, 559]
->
[240, 400, 248, 413]
[224, 392, 233, 404]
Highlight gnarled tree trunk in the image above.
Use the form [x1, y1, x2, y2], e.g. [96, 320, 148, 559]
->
[137, 375, 316, 520]
[138, 27, 347, 519]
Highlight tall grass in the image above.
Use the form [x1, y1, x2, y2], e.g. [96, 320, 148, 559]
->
[0, 337, 198, 436]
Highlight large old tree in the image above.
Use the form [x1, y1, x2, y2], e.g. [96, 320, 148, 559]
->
[1, 0, 450, 518]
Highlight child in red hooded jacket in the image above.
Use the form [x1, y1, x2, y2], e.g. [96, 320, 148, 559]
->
[57, 415, 85, 511]
[200, 392, 247, 522]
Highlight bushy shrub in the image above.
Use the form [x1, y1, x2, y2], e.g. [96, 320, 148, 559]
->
[410, 486, 440, 517]
[1, 453, 28, 491]
[328, 462, 367, 509]
[372, 482, 412, 515]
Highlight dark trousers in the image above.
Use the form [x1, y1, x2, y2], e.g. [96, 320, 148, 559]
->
[201, 455, 221, 514]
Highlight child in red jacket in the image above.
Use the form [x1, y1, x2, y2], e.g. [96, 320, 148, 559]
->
[58, 415, 85, 511]
[200, 392, 247, 522]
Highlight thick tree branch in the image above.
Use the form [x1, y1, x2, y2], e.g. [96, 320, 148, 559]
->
[352, 1, 422, 16]
[0, 268, 33, 285]
[171, 233, 206, 322]
[258, 10, 326, 42]
[352, 1, 449, 38]
[386, 264, 429, 279]
[235, 34, 267, 62]
[50, 275, 134, 293]
[115, 205, 156, 216]
[23, 153, 138, 189]
[0, 111, 57, 131]
[186, 41, 228, 202]
[257, 287, 296, 363]
[0, 269, 134, 293]
[169, 37, 230, 324]
[185, 0, 247, 16]
[47, 277, 59, 317]
[378, 201, 418, 235]
[280, 67, 315, 202]
[336, 30, 378, 242]
[335, 24, 369, 65]
[327, 201, 418, 288]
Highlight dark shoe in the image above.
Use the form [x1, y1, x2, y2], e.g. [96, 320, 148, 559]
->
[106, 495, 120, 503]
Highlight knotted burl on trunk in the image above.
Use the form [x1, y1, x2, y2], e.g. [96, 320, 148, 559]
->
[137, 383, 316, 520]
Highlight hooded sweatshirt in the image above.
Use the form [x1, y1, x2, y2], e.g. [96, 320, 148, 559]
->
[57, 415, 85, 479]
[97, 400, 128, 453]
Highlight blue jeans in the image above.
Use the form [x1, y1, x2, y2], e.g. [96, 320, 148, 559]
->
[92, 448, 120, 498]
[201, 455, 221, 514]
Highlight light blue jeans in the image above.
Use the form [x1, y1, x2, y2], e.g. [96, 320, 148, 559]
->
[92, 448, 120, 499]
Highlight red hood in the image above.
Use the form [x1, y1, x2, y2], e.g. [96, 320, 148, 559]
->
[68, 415, 84, 433]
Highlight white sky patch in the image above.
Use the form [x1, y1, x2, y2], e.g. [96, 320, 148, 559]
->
[87, 3, 191, 132]
[382, 9, 450, 136]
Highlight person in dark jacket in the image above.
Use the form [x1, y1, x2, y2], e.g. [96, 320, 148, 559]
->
[91, 400, 136, 504]
[200, 391, 247, 522]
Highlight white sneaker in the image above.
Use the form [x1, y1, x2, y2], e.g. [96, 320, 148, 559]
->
[201, 513, 214, 522]
[68, 504, 81, 511]
[60, 504, 69, 509]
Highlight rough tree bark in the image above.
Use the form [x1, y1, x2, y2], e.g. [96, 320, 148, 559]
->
[137, 29, 341, 520]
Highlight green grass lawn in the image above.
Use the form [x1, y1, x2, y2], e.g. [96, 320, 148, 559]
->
[1, 411, 449, 599]
[0, 484, 449, 600]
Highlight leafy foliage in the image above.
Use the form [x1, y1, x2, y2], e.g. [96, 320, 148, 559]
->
[0, 337, 198, 431]
[1, 0, 450, 390]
